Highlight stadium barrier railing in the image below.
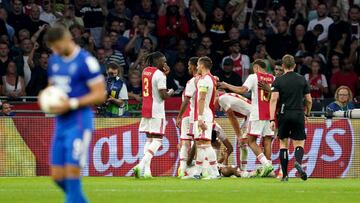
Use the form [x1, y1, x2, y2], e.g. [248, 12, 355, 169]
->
[0, 117, 359, 178]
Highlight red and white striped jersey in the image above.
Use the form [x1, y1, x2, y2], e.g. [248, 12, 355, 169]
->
[141, 67, 167, 119]
[182, 77, 197, 119]
[218, 93, 252, 117]
[243, 72, 274, 121]
[194, 73, 217, 122]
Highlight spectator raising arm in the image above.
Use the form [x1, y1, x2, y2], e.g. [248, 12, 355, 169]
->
[27, 42, 39, 69]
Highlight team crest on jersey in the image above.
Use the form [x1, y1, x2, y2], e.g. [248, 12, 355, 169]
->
[69, 63, 78, 75]
[52, 64, 60, 72]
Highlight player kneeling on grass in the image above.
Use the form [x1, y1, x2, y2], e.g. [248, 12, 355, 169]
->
[192, 57, 220, 180]
[133, 52, 174, 178]
[176, 57, 199, 177]
[44, 26, 106, 202]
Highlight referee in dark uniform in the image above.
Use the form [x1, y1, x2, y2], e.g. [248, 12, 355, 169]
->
[269, 54, 313, 182]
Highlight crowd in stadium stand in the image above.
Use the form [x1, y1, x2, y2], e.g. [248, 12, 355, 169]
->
[0, 0, 360, 116]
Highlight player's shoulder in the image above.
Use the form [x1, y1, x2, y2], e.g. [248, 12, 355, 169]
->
[186, 77, 196, 86]
[48, 53, 59, 63]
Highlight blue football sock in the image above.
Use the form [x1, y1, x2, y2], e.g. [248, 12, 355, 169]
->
[55, 180, 66, 192]
[65, 178, 88, 203]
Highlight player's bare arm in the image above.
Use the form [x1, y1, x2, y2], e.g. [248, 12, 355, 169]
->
[198, 91, 207, 131]
[219, 82, 248, 94]
[50, 80, 106, 115]
[159, 88, 174, 100]
[222, 138, 233, 156]
[269, 92, 279, 131]
[226, 109, 242, 138]
[176, 96, 191, 127]
[304, 93, 312, 120]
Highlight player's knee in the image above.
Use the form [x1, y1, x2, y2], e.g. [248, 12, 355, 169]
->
[51, 168, 65, 181]
[64, 165, 81, 178]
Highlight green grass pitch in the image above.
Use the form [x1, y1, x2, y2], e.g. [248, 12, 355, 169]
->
[1, 177, 360, 203]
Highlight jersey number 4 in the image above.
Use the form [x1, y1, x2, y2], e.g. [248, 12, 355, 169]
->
[143, 78, 149, 97]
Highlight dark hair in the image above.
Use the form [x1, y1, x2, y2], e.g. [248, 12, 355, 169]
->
[0, 40, 9, 48]
[6, 60, 17, 74]
[107, 62, 121, 70]
[189, 57, 199, 66]
[69, 24, 84, 32]
[107, 62, 124, 77]
[145, 51, 165, 67]
[198, 56, 213, 70]
[253, 59, 266, 69]
[44, 26, 69, 45]
[318, 2, 327, 8]
[350, 5, 360, 12]
[314, 24, 324, 32]
[141, 37, 153, 47]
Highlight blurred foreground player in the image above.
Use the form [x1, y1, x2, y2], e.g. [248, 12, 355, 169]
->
[270, 54, 312, 181]
[176, 57, 198, 177]
[44, 26, 106, 202]
[133, 52, 174, 178]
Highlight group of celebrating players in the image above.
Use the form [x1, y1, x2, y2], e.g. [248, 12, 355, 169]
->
[132, 51, 304, 180]
[43, 25, 310, 202]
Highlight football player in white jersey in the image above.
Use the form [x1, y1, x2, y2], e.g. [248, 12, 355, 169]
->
[176, 57, 198, 177]
[220, 59, 274, 177]
[217, 92, 252, 171]
[192, 56, 220, 179]
[133, 52, 174, 178]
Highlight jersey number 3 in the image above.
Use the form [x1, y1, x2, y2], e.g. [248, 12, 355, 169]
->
[143, 78, 149, 97]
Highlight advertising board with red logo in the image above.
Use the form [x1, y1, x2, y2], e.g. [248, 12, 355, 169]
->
[0, 117, 359, 178]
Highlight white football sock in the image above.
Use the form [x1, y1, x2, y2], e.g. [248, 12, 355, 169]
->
[144, 138, 162, 174]
[239, 144, 248, 171]
[139, 138, 162, 175]
[179, 142, 190, 172]
[205, 146, 219, 176]
[195, 146, 206, 175]
[257, 153, 270, 166]
[143, 139, 151, 155]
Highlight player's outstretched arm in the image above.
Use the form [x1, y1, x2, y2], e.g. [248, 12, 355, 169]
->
[219, 82, 248, 94]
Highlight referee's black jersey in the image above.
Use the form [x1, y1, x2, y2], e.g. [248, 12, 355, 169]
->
[272, 71, 310, 112]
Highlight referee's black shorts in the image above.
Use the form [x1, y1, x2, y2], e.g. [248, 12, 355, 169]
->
[278, 111, 306, 140]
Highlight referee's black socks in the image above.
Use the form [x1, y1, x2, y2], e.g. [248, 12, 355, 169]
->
[280, 149, 288, 177]
[295, 146, 304, 164]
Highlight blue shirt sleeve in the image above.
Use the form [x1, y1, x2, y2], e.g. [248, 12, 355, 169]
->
[326, 102, 339, 112]
[348, 102, 355, 110]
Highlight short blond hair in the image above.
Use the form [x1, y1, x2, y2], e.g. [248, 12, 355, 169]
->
[335, 86, 353, 102]
[282, 54, 296, 69]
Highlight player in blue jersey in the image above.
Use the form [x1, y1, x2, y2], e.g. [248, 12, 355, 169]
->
[44, 26, 106, 203]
